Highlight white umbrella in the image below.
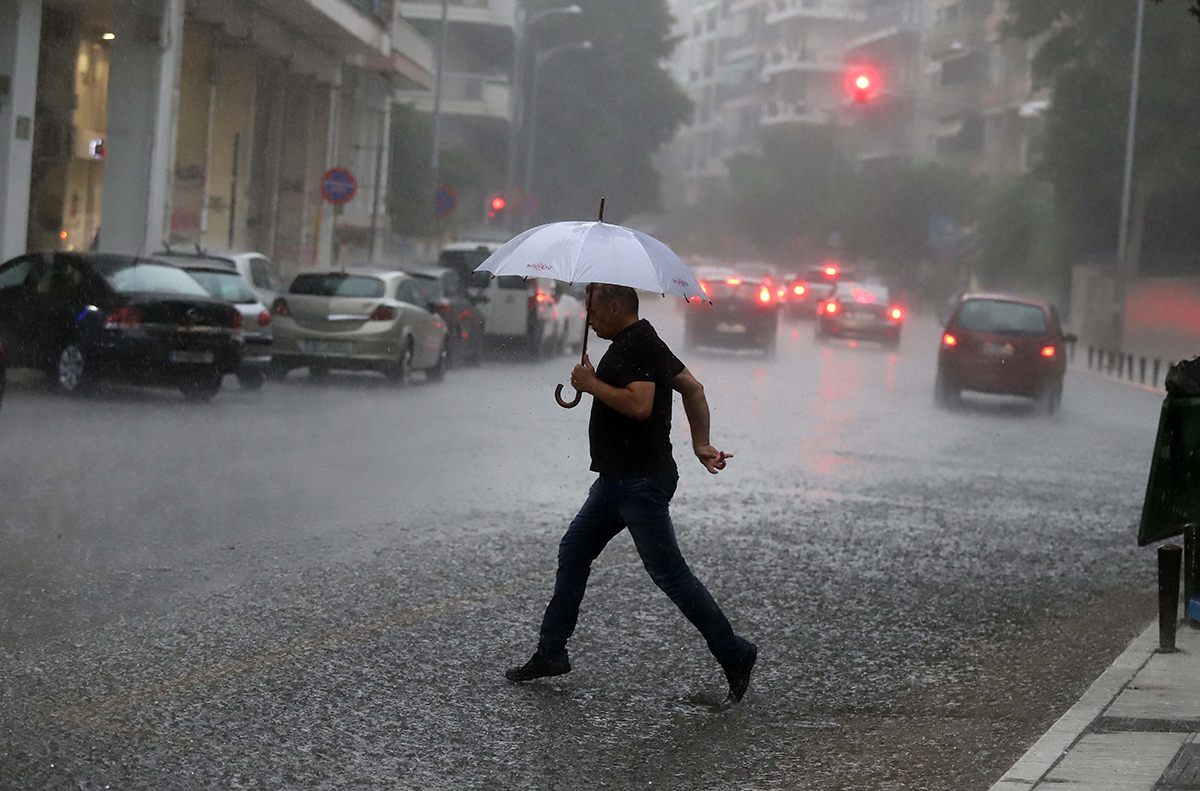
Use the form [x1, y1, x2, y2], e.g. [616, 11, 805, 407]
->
[474, 199, 705, 407]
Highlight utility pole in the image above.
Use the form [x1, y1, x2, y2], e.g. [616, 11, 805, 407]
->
[1114, 0, 1146, 352]
[429, 0, 451, 178]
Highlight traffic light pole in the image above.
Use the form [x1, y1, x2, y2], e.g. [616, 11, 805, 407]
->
[429, 0, 450, 179]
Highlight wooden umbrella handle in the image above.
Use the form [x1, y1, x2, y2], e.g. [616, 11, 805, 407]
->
[555, 284, 593, 409]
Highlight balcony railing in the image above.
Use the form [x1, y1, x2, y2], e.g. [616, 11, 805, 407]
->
[760, 97, 828, 125]
[765, 0, 866, 25]
[346, 0, 384, 20]
[761, 45, 843, 76]
[396, 72, 511, 121]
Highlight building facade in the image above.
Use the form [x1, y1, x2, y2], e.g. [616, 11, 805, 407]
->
[0, 0, 434, 276]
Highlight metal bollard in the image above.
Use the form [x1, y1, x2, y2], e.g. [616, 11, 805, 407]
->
[1187, 525, 1199, 627]
[1108, 351, 1115, 375]
[1089, 346, 1095, 369]
[1140, 357, 1147, 384]
[1159, 544, 1183, 652]
[1130, 355, 1136, 381]
[1155, 358, 1162, 388]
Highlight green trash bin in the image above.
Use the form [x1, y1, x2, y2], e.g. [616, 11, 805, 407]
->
[1140, 396, 1200, 547]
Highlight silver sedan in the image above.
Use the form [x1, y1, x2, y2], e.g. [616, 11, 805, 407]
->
[269, 269, 448, 384]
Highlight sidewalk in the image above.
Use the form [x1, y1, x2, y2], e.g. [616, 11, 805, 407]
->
[989, 620, 1200, 790]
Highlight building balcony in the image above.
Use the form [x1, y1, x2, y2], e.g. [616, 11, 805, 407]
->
[398, 0, 515, 29]
[254, 0, 393, 56]
[764, 0, 866, 26]
[761, 46, 843, 77]
[760, 98, 829, 125]
[395, 72, 511, 121]
[923, 15, 988, 61]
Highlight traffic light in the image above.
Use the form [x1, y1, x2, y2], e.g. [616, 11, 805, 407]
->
[845, 65, 881, 103]
[488, 195, 507, 218]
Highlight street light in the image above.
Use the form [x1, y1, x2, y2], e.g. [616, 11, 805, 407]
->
[523, 40, 594, 218]
[506, 5, 584, 214]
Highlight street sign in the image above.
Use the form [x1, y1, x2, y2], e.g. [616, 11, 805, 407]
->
[321, 167, 357, 206]
[434, 185, 457, 218]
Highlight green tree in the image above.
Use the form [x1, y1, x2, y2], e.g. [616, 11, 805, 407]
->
[524, 0, 693, 224]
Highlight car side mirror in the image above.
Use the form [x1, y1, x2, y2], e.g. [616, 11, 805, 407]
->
[1063, 333, 1079, 344]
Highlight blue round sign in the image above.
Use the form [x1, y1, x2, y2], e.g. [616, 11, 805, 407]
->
[321, 168, 357, 206]
[434, 185, 457, 218]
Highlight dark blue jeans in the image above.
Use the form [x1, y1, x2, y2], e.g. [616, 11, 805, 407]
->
[537, 474, 748, 665]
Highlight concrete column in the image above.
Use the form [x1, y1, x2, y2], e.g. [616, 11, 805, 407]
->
[100, 0, 185, 256]
[371, 99, 392, 261]
[316, 81, 340, 268]
[0, 0, 42, 262]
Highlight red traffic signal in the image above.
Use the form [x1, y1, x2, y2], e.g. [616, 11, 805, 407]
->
[488, 194, 508, 222]
[845, 65, 881, 103]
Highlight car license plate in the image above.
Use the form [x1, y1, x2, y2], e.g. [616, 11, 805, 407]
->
[169, 350, 214, 364]
[983, 342, 1015, 357]
[716, 323, 746, 334]
[300, 340, 351, 354]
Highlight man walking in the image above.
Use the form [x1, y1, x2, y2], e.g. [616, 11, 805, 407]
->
[506, 284, 758, 702]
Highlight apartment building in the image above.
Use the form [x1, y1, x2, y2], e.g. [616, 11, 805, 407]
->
[395, 0, 515, 230]
[0, 0, 434, 274]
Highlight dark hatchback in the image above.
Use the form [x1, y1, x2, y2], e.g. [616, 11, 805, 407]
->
[0, 252, 242, 400]
[407, 266, 485, 366]
[815, 281, 903, 347]
[685, 275, 779, 353]
[936, 294, 1075, 413]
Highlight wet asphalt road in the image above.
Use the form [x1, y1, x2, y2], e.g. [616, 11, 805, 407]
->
[0, 301, 1164, 789]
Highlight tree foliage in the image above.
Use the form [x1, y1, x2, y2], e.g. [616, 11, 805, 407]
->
[525, 0, 693, 224]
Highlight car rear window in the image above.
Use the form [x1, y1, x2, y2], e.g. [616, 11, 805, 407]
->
[103, 263, 211, 297]
[835, 282, 889, 303]
[188, 270, 258, 304]
[957, 300, 1048, 335]
[701, 278, 764, 301]
[439, 249, 492, 284]
[290, 274, 385, 298]
[410, 275, 444, 301]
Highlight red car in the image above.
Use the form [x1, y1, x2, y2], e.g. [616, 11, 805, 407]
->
[936, 294, 1076, 413]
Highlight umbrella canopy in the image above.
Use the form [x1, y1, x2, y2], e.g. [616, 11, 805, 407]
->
[474, 221, 706, 303]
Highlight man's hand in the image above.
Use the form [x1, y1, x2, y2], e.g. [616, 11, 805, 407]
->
[695, 444, 733, 474]
[571, 354, 599, 395]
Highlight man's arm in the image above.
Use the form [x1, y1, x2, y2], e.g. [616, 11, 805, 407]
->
[672, 367, 733, 474]
[571, 355, 655, 420]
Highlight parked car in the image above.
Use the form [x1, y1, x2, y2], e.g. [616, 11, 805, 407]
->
[815, 281, 904, 347]
[437, 241, 499, 287]
[466, 270, 563, 357]
[0, 252, 242, 401]
[406, 267, 485, 366]
[783, 264, 854, 317]
[158, 247, 286, 308]
[269, 269, 448, 384]
[155, 254, 272, 390]
[936, 293, 1076, 413]
[685, 273, 779, 353]
[555, 282, 589, 353]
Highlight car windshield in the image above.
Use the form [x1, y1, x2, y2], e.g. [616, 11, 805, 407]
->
[957, 299, 1048, 335]
[290, 274, 386, 298]
[187, 270, 258, 304]
[100, 262, 211, 296]
[835, 282, 889, 303]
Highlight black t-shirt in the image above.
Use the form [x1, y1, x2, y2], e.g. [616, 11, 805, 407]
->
[589, 319, 686, 476]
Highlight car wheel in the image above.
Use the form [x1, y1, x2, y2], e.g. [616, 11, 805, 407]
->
[526, 323, 544, 359]
[814, 324, 829, 343]
[180, 374, 222, 402]
[934, 366, 959, 409]
[470, 333, 485, 366]
[266, 363, 290, 382]
[1036, 380, 1063, 416]
[308, 364, 330, 381]
[385, 339, 414, 384]
[426, 341, 448, 383]
[237, 368, 265, 391]
[51, 343, 92, 394]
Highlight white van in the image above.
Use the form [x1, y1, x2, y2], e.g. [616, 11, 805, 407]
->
[438, 241, 563, 356]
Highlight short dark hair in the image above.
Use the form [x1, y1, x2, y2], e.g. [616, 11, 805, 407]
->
[593, 283, 639, 315]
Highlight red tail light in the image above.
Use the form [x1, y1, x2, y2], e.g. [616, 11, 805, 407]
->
[231, 311, 243, 330]
[700, 281, 709, 297]
[258, 310, 271, 327]
[825, 301, 839, 315]
[433, 301, 452, 318]
[890, 307, 903, 321]
[793, 284, 806, 296]
[758, 286, 771, 304]
[942, 333, 957, 348]
[370, 305, 397, 321]
[726, 277, 742, 286]
[536, 290, 551, 303]
[104, 306, 142, 329]
[1041, 345, 1057, 358]
[271, 298, 291, 317]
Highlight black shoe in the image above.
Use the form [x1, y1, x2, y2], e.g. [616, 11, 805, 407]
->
[505, 652, 571, 682]
[721, 642, 758, 702]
